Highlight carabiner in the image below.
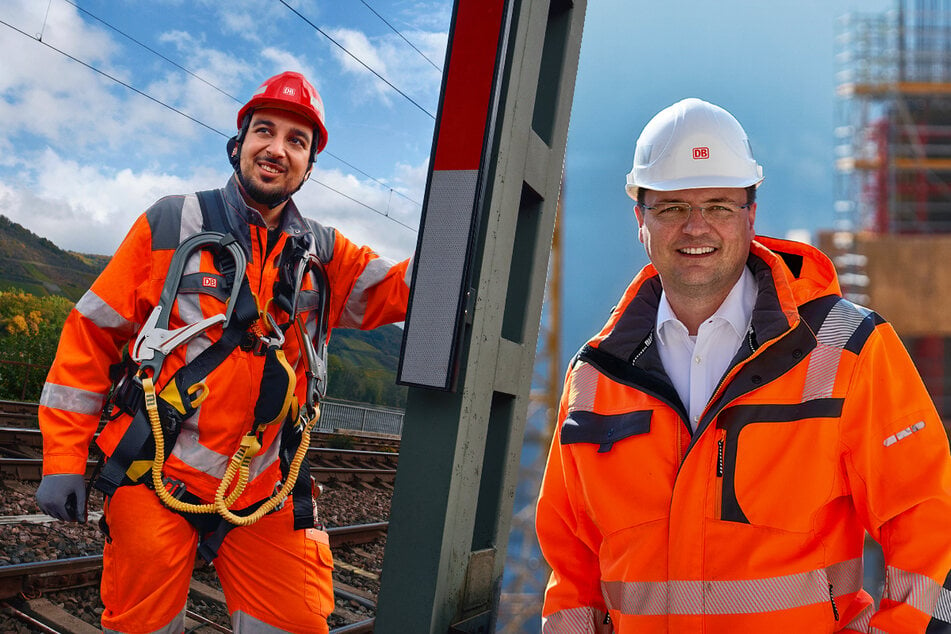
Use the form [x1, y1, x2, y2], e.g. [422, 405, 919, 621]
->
[131, 231, 247, 380]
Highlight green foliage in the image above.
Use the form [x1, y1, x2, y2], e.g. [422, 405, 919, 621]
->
[327, 433, 356, 450]
[325, 344, 408, 408]
[0, 289, 409, 407]
[0, 289, 73, 400]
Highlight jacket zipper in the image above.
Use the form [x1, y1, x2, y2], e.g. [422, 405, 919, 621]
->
[715, 431, 725, 519]
[828, 583, 840, 621]
[716, 437, 724, 477]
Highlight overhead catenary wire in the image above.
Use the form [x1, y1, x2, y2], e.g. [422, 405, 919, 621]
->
[359, 0, 442, 72]
[314, 180, 418, 232]
[0, 17, 227, 138]
[0, 16, 420, 233]
[61, 0, 241, 103]
[62, 0, 425, 209]
[279, 0, 436, 120]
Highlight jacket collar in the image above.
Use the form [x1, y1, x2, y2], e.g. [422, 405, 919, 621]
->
[220, 174, 312, 259]
[591, 237, 839, 365]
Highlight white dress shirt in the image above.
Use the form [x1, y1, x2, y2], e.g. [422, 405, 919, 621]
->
[656, 267, 756, 433]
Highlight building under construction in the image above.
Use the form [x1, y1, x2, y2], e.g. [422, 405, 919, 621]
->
[826, 0, 951, 433]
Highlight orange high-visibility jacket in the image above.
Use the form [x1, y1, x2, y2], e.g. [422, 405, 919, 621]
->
[39, 175, 411, 506]
[537, 236, 951, 633]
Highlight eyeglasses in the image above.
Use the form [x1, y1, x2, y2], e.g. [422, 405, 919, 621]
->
[639, 201, 752, 224]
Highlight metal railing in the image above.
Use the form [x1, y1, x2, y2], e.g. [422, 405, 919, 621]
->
[317, 399, 404, 436]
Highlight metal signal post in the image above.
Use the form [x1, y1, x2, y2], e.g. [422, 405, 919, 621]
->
[377, 0, 586, 630]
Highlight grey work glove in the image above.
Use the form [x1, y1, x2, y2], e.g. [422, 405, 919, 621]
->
[36, 473, 87, 522]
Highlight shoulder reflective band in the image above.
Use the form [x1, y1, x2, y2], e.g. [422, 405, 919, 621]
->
[397, 0, 511, 390]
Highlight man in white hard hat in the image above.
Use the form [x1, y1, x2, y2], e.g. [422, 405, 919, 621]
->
[535, 98, 951, 632]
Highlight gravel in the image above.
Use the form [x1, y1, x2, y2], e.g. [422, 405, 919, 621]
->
[0, 478, 390, 632]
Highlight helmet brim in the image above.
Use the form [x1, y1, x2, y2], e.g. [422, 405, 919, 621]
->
[238, 99, 329, 154]
[625, 172, 764, 201]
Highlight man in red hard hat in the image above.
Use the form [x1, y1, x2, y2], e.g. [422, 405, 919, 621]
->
[36, 71, 411, 632]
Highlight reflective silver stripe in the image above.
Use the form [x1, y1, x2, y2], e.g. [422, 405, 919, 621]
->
[936, 587, 951, 624]
[801, 301, 871, 401]
[602, 559, 863, 616]
[542, 607, 612, 633]
[104, 605, 184, 633]
[169, 418, 281, 483]
[75, 290, 133, 335]
[179, 198, 212, 362]
[40, 382, 106, 415]
[885, 566, 951, 622]
[842, 599, 874, 630]
[170, 423, 227, 477]
[568, 362, 598, 413]
[339, 256, 403, 328]
[180, 246, 213, 363]
[232, 610, 295, 632]
[180, 193, 204, 239]
[249, 433, 281, 481]
[404, 255, 414, 286]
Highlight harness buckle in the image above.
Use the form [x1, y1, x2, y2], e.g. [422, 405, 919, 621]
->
[162, 477, 188, 500]
[238, 433, 262, 460]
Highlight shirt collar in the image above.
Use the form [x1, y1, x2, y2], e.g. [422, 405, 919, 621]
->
[716, 266, 756, 339]
[655, 266, 756, 343]
[656, 291, 685, 346]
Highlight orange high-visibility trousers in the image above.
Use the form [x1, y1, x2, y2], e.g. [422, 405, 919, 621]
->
[100, 485, 333, 633]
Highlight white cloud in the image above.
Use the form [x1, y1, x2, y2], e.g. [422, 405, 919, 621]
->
[327, 28, 392, 103]
[0, 148, 225, 255]
[326, 27, 444, 111]
[0, 2, 130, 152]
[401, 2, 454, 32]
[293, 162, 423, 260]
[0, 145, 423, 262]
[259, 47, 319, 86]
[0, 1, 442, 266]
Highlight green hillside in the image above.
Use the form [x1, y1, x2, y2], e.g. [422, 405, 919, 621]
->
[327, 325, 407, 406]
[0, 215, 110, 301]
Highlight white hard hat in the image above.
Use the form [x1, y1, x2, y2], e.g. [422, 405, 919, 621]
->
[625, 98, 764, 200]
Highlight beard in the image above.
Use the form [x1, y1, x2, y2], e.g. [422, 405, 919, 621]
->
[241, 174, 292, 207]
[237, 149, 308, 208]
[239, 159, 296, 208]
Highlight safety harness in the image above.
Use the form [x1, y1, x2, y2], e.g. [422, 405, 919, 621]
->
[95, 189, 330, 561]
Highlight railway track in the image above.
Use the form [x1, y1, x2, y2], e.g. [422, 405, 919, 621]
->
[0, 455, 397, 485]
[0, 399, 396, 631]
[0, 426, 398, 484]
[0, 399, 401, 451]
[0, 522, 387, 632]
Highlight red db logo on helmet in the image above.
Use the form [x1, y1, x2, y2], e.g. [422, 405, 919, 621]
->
[693, 147, 710, 159]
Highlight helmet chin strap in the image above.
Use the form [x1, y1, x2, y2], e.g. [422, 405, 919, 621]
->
[227, 135, 312, 210]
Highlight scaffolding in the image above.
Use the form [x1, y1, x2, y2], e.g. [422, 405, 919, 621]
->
[831, 0, 951, 425]
[836, 3, 951, 234]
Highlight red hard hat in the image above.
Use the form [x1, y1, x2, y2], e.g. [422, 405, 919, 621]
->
[237, 71, 328, 154]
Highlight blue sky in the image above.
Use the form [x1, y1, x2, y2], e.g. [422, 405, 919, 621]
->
[0, 0, 897, 360]
[0, 0, 448, 262]
[562, 0, 895, 359]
